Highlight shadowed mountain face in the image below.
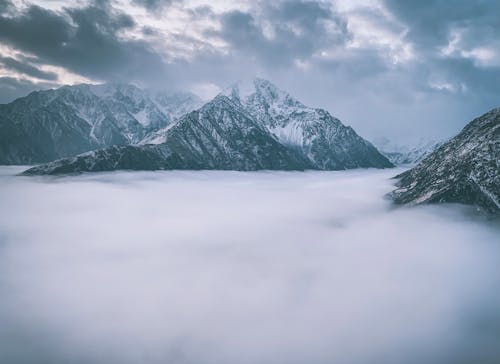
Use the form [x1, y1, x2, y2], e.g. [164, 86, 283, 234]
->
[21, 80, 393, 175]
[0, 83, 202, 164]
[391, 107, 500, 214]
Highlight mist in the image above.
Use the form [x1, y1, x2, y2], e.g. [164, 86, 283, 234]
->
[0, 167, 499, 364]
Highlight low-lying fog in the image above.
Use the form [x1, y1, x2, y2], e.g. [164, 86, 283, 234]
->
[0, 166, 499, 364]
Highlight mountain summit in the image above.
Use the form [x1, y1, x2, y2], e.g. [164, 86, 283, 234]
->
[225, 78, 393, 169]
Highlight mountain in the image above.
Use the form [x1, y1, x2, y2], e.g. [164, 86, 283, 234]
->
[372, 137, 445, 165]
[21, 78, 393, 175]
[22, 95, 309, 175]
[224, 79, 393, 169]
[390, 107, 500, 214]
[0, 83, 202, 164]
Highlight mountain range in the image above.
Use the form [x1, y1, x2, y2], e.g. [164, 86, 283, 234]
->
[19, 79, 393, 174]
[2, 77, 498, 214]
[0, 83, 202, 164]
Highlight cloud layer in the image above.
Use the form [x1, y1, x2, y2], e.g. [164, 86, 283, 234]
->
[0, 0, 499, 142]
[0, 167, 500, 364]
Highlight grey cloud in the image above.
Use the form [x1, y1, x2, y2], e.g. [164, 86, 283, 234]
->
[0, 4, 71, 56]
[380, 1, 500, 100]
[0, 56, 58, 81]
[0, 0, 13, 13]
[217, 1, 349, 67]
[0, 0, 169, 84]
[313, 48, 390, 79]
[0, 77, 56, 103]
[383, 0, 500, 49]
[132, 0, 177, 11]
[187, 5, 214, 18]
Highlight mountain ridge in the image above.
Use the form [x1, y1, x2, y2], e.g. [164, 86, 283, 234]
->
[390, 107, 499, 214]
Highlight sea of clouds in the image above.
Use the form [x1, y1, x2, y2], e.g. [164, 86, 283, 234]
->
[0, 166, 499, 364]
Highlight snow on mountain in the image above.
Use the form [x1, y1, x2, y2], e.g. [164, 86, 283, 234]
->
[372, 137, 445, 165]
[139, 92, 204, 145]
[153, 91, 204, 122]
[390, 107, 500, 214]
[224, 78, 393, 169]
[22, 95, 308, 175]
[21, 79, 393, 175]
[0, 83, 201, 164]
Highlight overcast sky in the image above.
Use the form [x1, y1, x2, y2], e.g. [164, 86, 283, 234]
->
[0, 0, 499, 142]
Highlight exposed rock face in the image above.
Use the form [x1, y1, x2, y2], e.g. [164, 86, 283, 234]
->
[0, 83, 202, 164]
[391, 108, 500, 214]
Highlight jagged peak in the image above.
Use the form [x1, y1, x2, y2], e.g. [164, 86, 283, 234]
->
[205, 93, 245, 111]
[221, 77, 306, 110]
[252, 77, 280, 98]
[221, 79, 255, 103]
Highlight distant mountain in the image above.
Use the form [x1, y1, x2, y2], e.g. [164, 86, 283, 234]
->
[372, 137, 445, 165]
[391, 107, 499, 214]
[21, 78, 393, 175]
[0, 83, 202, 164]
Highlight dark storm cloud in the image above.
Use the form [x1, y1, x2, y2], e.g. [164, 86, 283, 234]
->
[0, 0, 168, 83]
[0, 56, 58, 81]
[218, 1, 349, 67]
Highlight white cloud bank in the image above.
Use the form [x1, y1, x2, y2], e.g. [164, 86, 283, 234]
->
[0, 167, 499, 364]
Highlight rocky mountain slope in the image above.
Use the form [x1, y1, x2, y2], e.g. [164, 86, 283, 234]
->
[21, 79, 393, 175]
[391, 107, 499, 214]
[0, 83, 202, 164]
[372, 137, 445, 165]
[225, 79, 393, 169]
